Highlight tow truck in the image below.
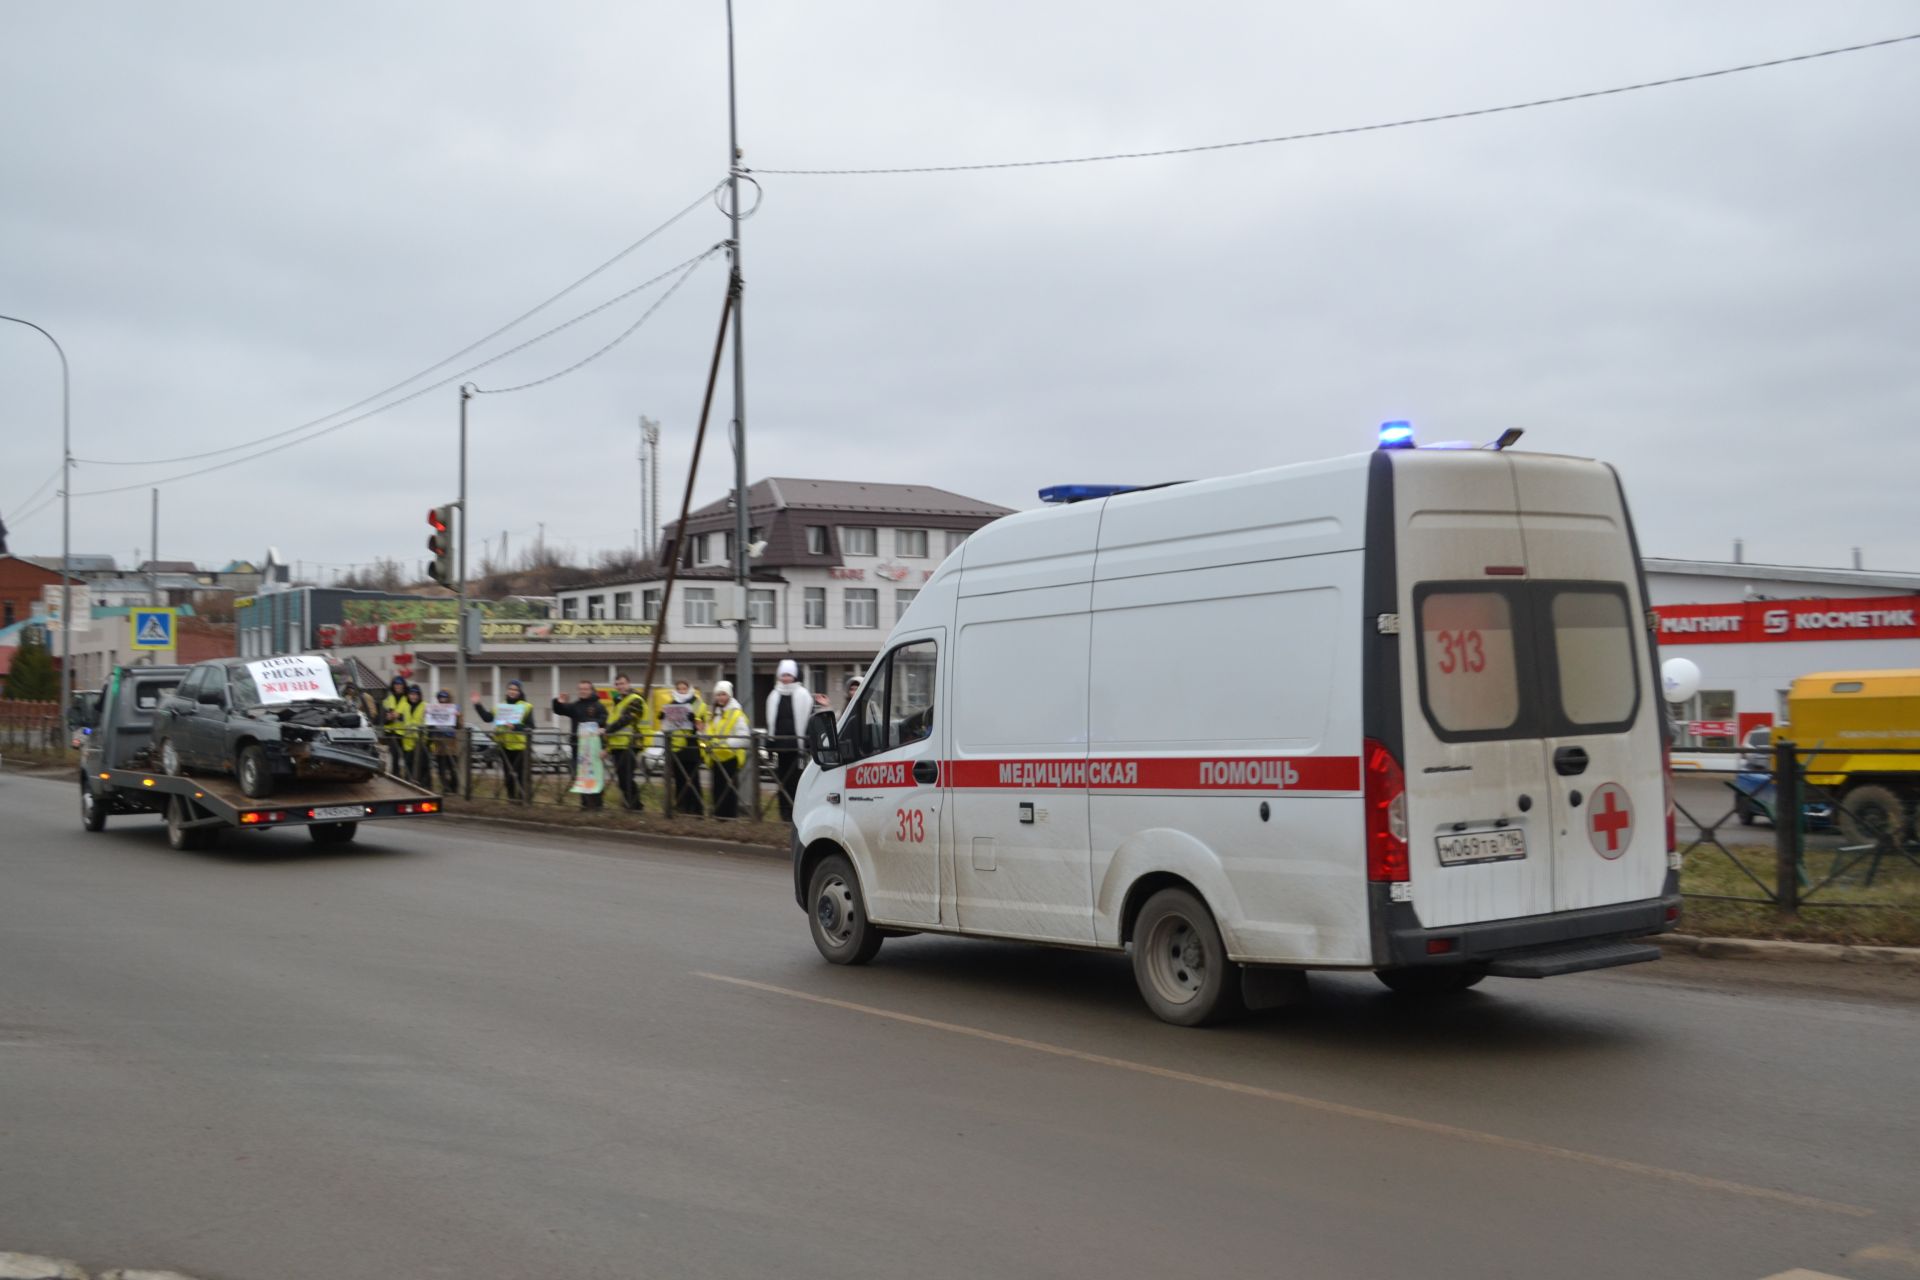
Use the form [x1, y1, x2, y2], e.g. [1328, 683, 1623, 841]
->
[77, 663, 442, 849]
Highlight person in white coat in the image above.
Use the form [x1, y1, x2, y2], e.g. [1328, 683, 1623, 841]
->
[766, 659, 823, 820]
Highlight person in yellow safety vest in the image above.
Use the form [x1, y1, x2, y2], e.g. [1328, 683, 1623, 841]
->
[662, 678, 708, 816]
[426, 688, 462, 794]
[380, 674, 410, 775]
[603, 673, 652, 811]
[395, 684, 429, 784]
[471, 679, 535, 801]
[702, 680, 752, 819]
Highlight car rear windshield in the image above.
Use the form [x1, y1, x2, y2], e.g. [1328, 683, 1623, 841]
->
[1415, 580, 1641, 742]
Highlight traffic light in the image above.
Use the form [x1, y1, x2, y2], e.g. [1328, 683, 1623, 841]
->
[426, 505, 456, 587]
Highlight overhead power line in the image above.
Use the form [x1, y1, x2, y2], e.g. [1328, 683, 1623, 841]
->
[749, 31, 1920, 176]
[77, 180, 725, 467]
[5, 461, 62, 516]
[475, 246, 722, 395]
[72, 247, 725, 499]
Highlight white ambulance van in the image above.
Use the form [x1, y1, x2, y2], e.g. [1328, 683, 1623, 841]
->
[791, 430, 1681, 1026]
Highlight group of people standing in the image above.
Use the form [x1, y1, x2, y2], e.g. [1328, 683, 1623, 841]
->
[388, 659, 831, 820]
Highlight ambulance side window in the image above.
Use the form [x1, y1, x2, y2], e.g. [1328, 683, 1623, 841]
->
[848, 668, 888, 761]
[889, 641, 937, 749]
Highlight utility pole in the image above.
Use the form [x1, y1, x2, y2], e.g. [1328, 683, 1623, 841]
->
[641, 416, 661, 560]
[456, 385, 473, 796]
[148, 488, 159, 605]
[1, 316, 72, 722]
[725, 0, 758, 814]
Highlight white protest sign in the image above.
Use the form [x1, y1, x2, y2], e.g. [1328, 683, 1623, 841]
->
[424, 704, 458, 728]
[492, 702, 526, 727]
[246, 656, 339, 705]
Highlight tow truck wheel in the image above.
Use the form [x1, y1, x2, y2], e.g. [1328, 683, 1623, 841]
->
[166, 796, 210, 852]
[80, 777, 108, 832]
[807, 853, 883, 965]
[237, 744, 274, 799]
[309, 822, 358, 846]
[1376, 968, 1486, 996]
[1131, 887, 1245, 1027]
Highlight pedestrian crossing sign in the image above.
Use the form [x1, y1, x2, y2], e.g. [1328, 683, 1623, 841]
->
[130, 607, 176, 649]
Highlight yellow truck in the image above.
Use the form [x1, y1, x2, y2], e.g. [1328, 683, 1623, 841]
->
[1778, 669, 1920, 844]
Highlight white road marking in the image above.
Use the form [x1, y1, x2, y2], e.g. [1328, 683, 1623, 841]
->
[696, 970, 1875, 1219]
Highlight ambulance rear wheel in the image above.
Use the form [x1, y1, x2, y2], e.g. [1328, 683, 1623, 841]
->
[1376, 968, 1485, 996]
[808, 853, 883, 966]
[1131, 887, 1244, 1027]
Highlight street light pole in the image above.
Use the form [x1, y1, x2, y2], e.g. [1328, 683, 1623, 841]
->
[1, 315, 72, 721]
[725, 0, 758, 814]
[457, 383, 473, 797]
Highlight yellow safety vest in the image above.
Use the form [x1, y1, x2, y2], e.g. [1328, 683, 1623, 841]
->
[396, 700, 427, 750]
[491, 699, 532, 751]
[702, 703, 750, 765]
[381, 693, 408, 737]
[664, 695, 707, 751]
[605, 692, 652, 750]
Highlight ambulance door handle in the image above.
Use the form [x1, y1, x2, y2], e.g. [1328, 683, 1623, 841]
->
[913, 760, 939, 785]
[1553, 746, 1589, 776]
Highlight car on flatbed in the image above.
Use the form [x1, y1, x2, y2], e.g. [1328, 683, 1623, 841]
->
[80, 663, 442, 849]
[152, 655, 381, 798]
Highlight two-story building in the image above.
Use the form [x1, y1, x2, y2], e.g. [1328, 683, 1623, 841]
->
[521, 477, 1013, 709]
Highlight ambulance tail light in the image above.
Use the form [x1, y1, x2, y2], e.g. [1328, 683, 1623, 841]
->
[1364, 738, 1409, 882]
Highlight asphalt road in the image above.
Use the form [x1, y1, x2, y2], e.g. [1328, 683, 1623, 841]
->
[3, 770, 1917, 1280]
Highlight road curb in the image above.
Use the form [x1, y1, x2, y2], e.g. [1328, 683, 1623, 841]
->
[434, 809, 788, 861]
[1650, 932, 1920, 968]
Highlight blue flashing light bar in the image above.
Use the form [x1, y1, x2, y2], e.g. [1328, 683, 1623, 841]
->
[1378, 421, 1416, 450]
[1039, 483, 1145, 504]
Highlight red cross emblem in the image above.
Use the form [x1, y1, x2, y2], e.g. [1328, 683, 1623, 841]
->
[1588, 782, 1633, 859]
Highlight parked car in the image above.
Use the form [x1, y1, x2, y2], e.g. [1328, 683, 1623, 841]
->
[151, 656, 381, 798]
[1731, 726, 1834, 828]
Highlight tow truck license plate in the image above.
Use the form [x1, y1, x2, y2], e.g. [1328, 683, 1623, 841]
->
[312, 805, 364, 821]
[1436, 828, 1527, 866]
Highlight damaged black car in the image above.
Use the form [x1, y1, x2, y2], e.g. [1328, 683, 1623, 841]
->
[152, 656, 383, 798]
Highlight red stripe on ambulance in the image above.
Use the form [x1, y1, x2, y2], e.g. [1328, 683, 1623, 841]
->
[931, 756, 1361, 793]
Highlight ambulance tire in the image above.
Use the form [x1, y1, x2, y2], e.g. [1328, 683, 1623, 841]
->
[1375, 968, 1486, 996]
[1131, 888, 1245, 1027]
[808, 853, 884, 966]
[1838, 784, 1908, 848]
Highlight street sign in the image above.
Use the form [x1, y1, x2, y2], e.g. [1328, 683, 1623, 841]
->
[129, 607, 176, 650]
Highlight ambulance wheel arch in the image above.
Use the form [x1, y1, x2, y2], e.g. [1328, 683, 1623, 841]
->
[1099, 828, 1243, 956]
[795, 837, 862, 912]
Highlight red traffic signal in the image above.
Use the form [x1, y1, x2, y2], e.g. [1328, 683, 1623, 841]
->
[426, 504, 456, 587]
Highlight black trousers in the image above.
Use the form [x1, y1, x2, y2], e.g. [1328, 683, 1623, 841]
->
[500, 747, 528, 800]
[774, 750, 802, 821]
[386, 736, 405, 776]
[610, 746, 641, 809]
[432, 747, 458, 794]
[711, 758, 741, 819]
[671, 745, 705, 815]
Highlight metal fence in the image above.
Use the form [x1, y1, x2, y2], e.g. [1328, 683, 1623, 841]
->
[1673, 742, 1920, 914]
[0, 701, 64, 758]
[390, 726, 804, 825]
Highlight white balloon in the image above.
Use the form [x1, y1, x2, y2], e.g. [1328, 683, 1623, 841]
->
[1660, 657, 1701, 704]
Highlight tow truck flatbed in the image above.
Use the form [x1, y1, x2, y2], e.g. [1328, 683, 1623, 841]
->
[78, 663, 441, 849]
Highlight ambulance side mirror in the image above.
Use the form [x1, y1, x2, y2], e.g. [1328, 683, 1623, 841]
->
[806, 709, 842, 769]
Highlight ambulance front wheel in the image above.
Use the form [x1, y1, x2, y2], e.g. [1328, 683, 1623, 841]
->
[1375, 968, 1485, 996]
[1131, 887, 1244, 1027]
[808, 853, 883, 966]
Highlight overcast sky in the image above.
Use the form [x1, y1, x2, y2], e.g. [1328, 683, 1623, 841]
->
[3, 2, 1917, 581]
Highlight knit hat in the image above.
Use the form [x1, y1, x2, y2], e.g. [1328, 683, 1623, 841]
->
[777, 659, 799, 680]
[713, 680, 733, 697]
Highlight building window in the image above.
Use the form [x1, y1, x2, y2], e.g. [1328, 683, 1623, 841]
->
[810, 665, 829, 694]
[587, 595, 606, 620]
[843, 527, 877, 556]
[642, 589, 662, 622]
[896, 588, 919, 621]
[684, 587, 717, 626]
[561, 597, 580, 619]
[613, 592, 633, 620]
[946, 530, 969, 555]
[749, 588, 776, 628]
[895, 528, 928, 558]
[2, 602, 12, 626]
[845, 587, 878, 628]
[806, 526, 829, 555]
[692, 533, 710, 564]
[804, 586, 827, 628]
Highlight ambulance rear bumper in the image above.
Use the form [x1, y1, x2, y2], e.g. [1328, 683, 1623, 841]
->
[1373, 871, 1682, 971]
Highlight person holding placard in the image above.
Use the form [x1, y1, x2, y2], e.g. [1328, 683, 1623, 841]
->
[426, 688, 462, 793]
[603, 673, 651, 811]
[472, 680, 534, 800]
[552, 680, 610, 810]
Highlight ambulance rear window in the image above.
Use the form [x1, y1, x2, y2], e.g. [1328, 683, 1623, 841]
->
[1417, 590, 1521, 734]
[1549, 588, 1637, 727]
